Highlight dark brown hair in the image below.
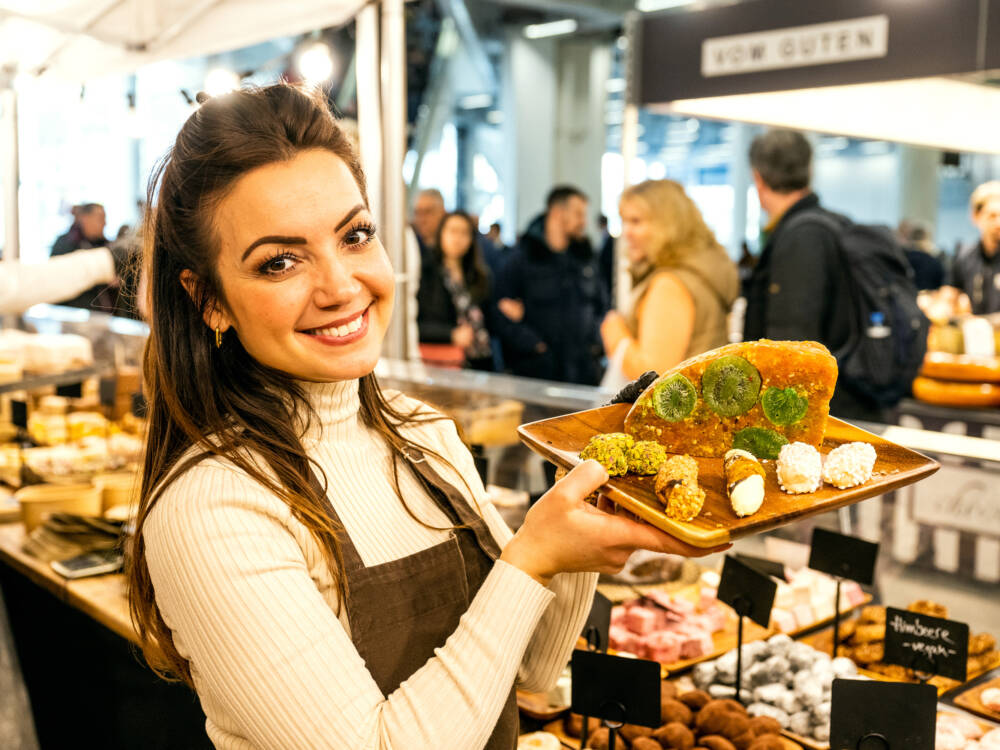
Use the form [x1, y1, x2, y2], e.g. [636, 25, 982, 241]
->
[749, 128, 812, 193]
[432, 210, 491, 302]
[127, 83, 465, 686]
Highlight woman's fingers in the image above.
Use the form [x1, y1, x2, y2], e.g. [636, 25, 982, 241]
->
[591, 508, 731, 558]
[553, 460, 608, 502]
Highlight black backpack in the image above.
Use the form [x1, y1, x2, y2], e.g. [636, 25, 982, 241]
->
[787, 211, 930, 408]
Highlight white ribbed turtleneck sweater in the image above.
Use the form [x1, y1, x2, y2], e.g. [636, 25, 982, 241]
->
[144, 379, 597, 750]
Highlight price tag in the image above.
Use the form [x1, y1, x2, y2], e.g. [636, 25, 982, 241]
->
[808, 528, 878, 585]
[11, 400, 28, 430]
[130, 392, 147, 418]
[830, 678, 936, 750]
[98, 376, 118, 408]
[883, 607, 969, 682]
[734, 553, 787, 581]
[55, 381, 83, 399]
[581, 591, 612, 651]
[570, 649, 661, 728]
[717, 554, 775, 628]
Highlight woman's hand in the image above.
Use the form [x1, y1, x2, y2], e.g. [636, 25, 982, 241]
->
[500, 460, 729, 587]
[451, 323, 475, 349]
[498, 297, 524, 323]
[600, 310, 630, 353]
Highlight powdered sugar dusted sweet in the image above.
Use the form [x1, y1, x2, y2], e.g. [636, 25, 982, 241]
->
[822, 442, 877, 489]
[776, 442, 822, 494]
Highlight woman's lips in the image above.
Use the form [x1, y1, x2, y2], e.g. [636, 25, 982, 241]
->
[299, 307, 370, 346]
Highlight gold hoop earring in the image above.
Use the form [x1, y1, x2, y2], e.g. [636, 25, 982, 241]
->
[215, 327, 222, 349]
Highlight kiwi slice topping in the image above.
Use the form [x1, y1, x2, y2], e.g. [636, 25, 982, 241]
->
[761, 386, 809, 426]
[701, 355, 761, 417]
[651, 373, 697, 422]
[732, 427, 789, 460]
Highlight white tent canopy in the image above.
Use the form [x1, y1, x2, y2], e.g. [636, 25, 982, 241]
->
[1, 0, 412, 360]
[0, 0, 367, 81]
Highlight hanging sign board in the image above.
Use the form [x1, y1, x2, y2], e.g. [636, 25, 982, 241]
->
[635, 0, 997, 104]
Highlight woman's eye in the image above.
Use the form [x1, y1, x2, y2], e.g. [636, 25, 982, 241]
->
[344, 223, 377, 247]
[258, 253, 298, 276]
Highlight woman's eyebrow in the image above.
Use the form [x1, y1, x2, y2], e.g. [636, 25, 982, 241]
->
[240, 205, 366, 261]
[241, 235, 306, 261]
[334, 204, 365, 232]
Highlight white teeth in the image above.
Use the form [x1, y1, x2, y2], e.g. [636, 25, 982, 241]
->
[309, 311, 364, 338]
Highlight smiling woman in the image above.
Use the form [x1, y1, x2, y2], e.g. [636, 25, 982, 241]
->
[126, 83, 722, 750]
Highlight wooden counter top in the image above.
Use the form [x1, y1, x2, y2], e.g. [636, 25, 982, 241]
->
[0, 522, 136, 645]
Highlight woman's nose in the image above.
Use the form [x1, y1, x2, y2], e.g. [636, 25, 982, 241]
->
[313, 254, 363, 308]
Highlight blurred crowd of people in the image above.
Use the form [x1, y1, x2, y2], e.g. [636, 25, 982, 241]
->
[5, 130, 997, 418]
[412, 130, 1000, 422]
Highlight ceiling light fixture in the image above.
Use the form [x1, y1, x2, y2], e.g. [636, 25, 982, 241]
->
[297, 41, 335, 84]
[524, 19, 578, 40]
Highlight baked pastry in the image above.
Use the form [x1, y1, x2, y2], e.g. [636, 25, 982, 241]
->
[724, 449, 765, 516]
[625, 340, 838, 458]
[907, 600, 948, 619]
[655, 455, 705, 521]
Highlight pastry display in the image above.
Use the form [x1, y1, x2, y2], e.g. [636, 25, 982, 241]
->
[0, 331, 95, 374]
[921, 352, 1000, 383]
[517, 732, 561, 750]
[775, 443, 822, 495]
[624, 340, 838, 459]
[723, 449, 765, 517]
[912, 375, 1000, 408]
[820, 442, 876, 489]
[691, 634, 862, 743]
[833, 601, 1000, 688]
[767, 568, 866, 634]
[609, 588, 728, 663]
[935, 713, 1000, 750]
[982, 686, 1000, 712]
[655, 455, 705, 521]
[563, 682, 789, 750]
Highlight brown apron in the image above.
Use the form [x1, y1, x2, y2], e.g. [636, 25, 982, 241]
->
[311, 447, 519, 749]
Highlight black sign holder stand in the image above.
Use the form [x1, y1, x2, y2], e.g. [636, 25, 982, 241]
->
[731, 594, 752, 705]
[600, 701, 627, 750]
[579, 626, 603, 750]
[856, 732, 891, 749]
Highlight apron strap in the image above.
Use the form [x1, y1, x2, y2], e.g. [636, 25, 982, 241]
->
[401, 446, 502, 562]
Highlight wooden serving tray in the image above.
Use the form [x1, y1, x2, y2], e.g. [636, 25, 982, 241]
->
[953, 675, 1000, 724]
[517, 405, 939, 548]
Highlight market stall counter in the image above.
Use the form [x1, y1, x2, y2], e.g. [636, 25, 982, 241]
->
[0, 522, 212, 749]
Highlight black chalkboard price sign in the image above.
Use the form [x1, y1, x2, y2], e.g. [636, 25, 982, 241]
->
[830, 678, 936, 750]
[11, 400, 28, 430]
[55, 381, 83, 399]
[571, 649, 661, 750]
[581, 591, 612, 652]
[883, 606, 969, 682]
[808, 528, 878, 585]
[717, 555, 776, 704]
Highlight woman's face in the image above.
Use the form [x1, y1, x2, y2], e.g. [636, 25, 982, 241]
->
[619, 198, 657, 265]
[207, 148, 394, 382]
[439, 216, 473, 261]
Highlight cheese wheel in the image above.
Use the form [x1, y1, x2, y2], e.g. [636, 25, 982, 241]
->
[912, 376, 1000, 408]
[920, 352, 1000, 383]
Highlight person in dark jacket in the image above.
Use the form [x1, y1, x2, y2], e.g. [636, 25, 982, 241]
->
[50, 203, 117, 311]
[494, 186, 608, 385]
[948, 181, 1000, 315]
[743, 129, 883, 422]
[417, 211, 494, 371]
[898, 219, 945, 291]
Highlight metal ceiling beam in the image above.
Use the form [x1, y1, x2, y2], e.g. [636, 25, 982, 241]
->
[486, 0, 633, 28]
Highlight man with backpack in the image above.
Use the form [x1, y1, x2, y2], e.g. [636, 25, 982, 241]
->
[744, 129, 928, 423]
